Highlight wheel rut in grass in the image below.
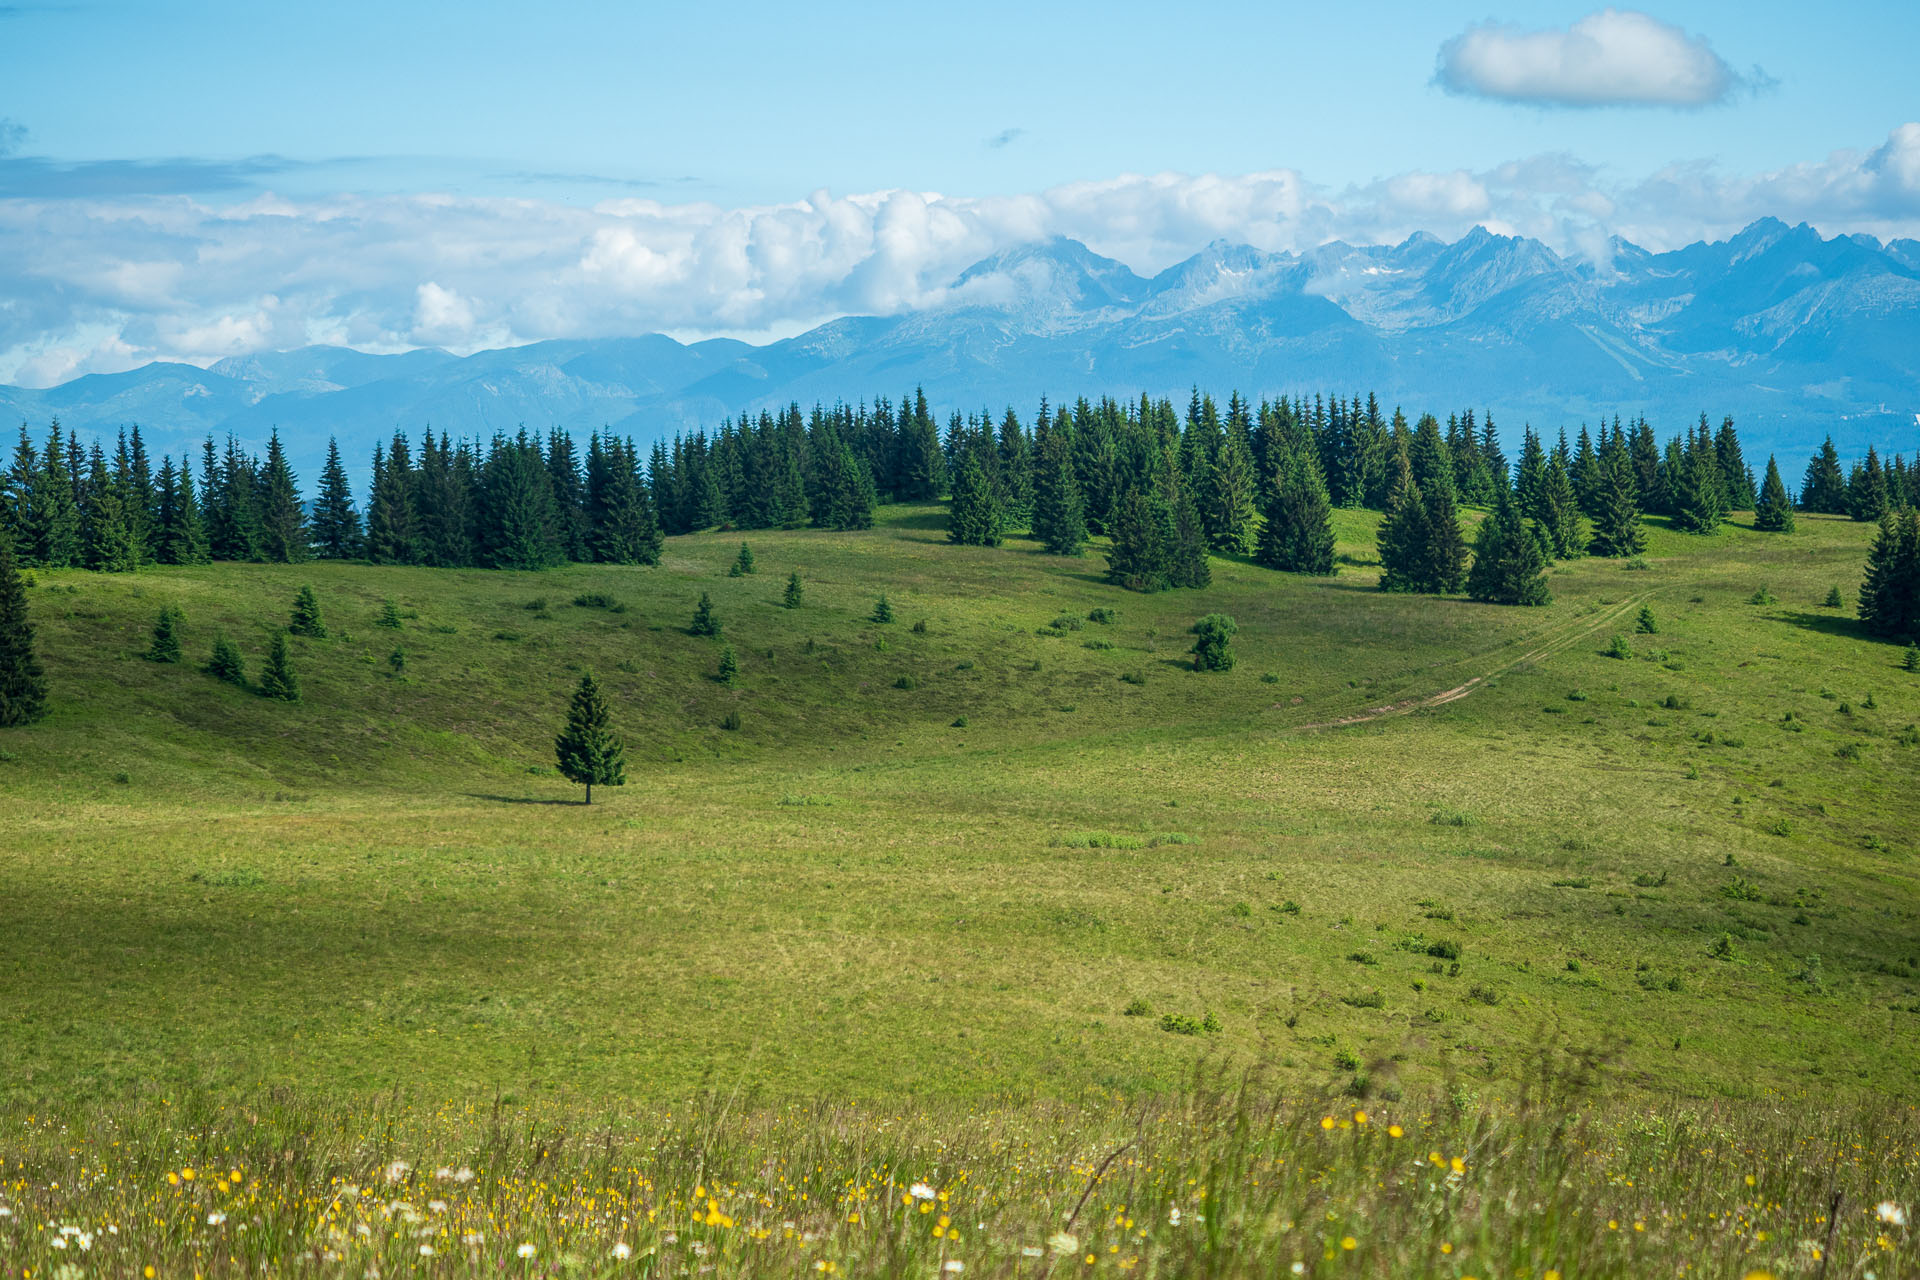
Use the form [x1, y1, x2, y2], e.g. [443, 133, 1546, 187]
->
[1298, 592, 1654, 732]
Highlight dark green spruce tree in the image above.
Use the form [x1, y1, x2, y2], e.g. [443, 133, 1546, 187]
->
[1030, 427, 1087, 556]
[554, 671, 625, 804]
[1467, 491, 1552, 606]
[1257, 449, 1336, 575]
[205, 635, 246, 686]
[783, 572, 803, 609]
[1670, 424, 1728, 534]
[1105, 487, 1170, 593]
[689, 592, 720, 638]
[479, 432, 564, 570]
[1540, 448, 1585, 558]
[1800, 436, 1847, 515]
[1167, 477, 1211, 589]
[1849, 446, 1891, 523]
[259, 632, 300, 701]
[1202, 423, 1258, 555]
[311, 437, 361, 559]
[946, 446, 1006, 547]
[1586, 441, 1645, 558]
[146, 607, 183, 663]
[1859, 508, 1920, 640]
[0, 530, 49, 725]
[1753, 456, 1796, 532]
[365, 439, 412, 564]
[1376, 450, 1429, 594]
[257, 429, 307, 563]
[288, 585, 327, 638]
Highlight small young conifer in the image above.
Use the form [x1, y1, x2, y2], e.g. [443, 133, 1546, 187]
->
[732, 542, 756, 575]
[783, 572, 803, 609]
[147, 607, 183, 663]
[288, 585, 327, 638]
[1905, 642, 1920, 672]
[717, 645, 738, 685]
[376, 599, 403, 629]
[1824, 585, 1844, 608]
[259, 633, 300, 701]
[388, 646, 406, 675]
[1636, 605, 1659, 634]
[554, 671, 625, 804]
[689, 592, 720, 638]
[205, 635, 246, 685]
[872, 593, 894, 624]
[1189, 613, 1238, 672]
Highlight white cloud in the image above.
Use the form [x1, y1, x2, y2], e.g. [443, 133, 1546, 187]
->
[1436, 9, 1760, 108]
[2, 124, 1919, 386]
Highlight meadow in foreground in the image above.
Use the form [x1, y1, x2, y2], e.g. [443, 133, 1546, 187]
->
[2, 1068, 1916, 1278]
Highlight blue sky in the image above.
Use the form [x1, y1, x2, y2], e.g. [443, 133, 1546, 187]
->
[2, 0, 1918, 382]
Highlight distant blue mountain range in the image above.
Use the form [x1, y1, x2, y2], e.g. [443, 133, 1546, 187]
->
[6, 217, 1918, 478]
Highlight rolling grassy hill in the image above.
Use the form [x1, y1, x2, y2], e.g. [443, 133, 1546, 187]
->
[2, 503, 1916, 1112]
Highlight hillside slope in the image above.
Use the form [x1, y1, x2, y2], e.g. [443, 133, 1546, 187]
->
[1, 506, 1916, 1105]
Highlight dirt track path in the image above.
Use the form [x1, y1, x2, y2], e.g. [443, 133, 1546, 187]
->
[1298, 591, 1655, 731]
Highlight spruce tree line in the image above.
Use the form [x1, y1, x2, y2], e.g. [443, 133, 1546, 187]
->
[16, 391, 1911, 589]
[1799, 434, 1920, 520]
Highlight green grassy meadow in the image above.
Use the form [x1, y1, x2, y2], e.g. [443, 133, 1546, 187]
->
[4, 503, 1916, 1111]
[5, 504, 1920, 1277]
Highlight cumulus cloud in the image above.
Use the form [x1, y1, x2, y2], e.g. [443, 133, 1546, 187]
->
[1436, 8, 1764, 108]
[3, 123, 1919, 385]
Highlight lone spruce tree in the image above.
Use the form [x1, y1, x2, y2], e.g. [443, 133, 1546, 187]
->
[1466, 492, 1552, 606]
[554, 671, 625, 804]
[872, 594, 894, 623]
[783, 572, 804, 609]
[716, 645, 738, 685]
[146, 607, 183, 663]
[205, 635, 246, 685]
[288, 585, 327, 638]
[259, 632, 300, 701]
[1753, 456, 1796, 532]
[689, 592, 720, 638]
[0, 531, 49, 726]
[731, 542, 756, 576]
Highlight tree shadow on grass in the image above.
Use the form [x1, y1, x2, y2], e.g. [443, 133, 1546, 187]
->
[464, 793, 583, 806]
[1775, 610, 1873, 642]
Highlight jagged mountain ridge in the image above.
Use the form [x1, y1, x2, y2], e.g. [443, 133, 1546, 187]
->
[4, 217, 1917, 477]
